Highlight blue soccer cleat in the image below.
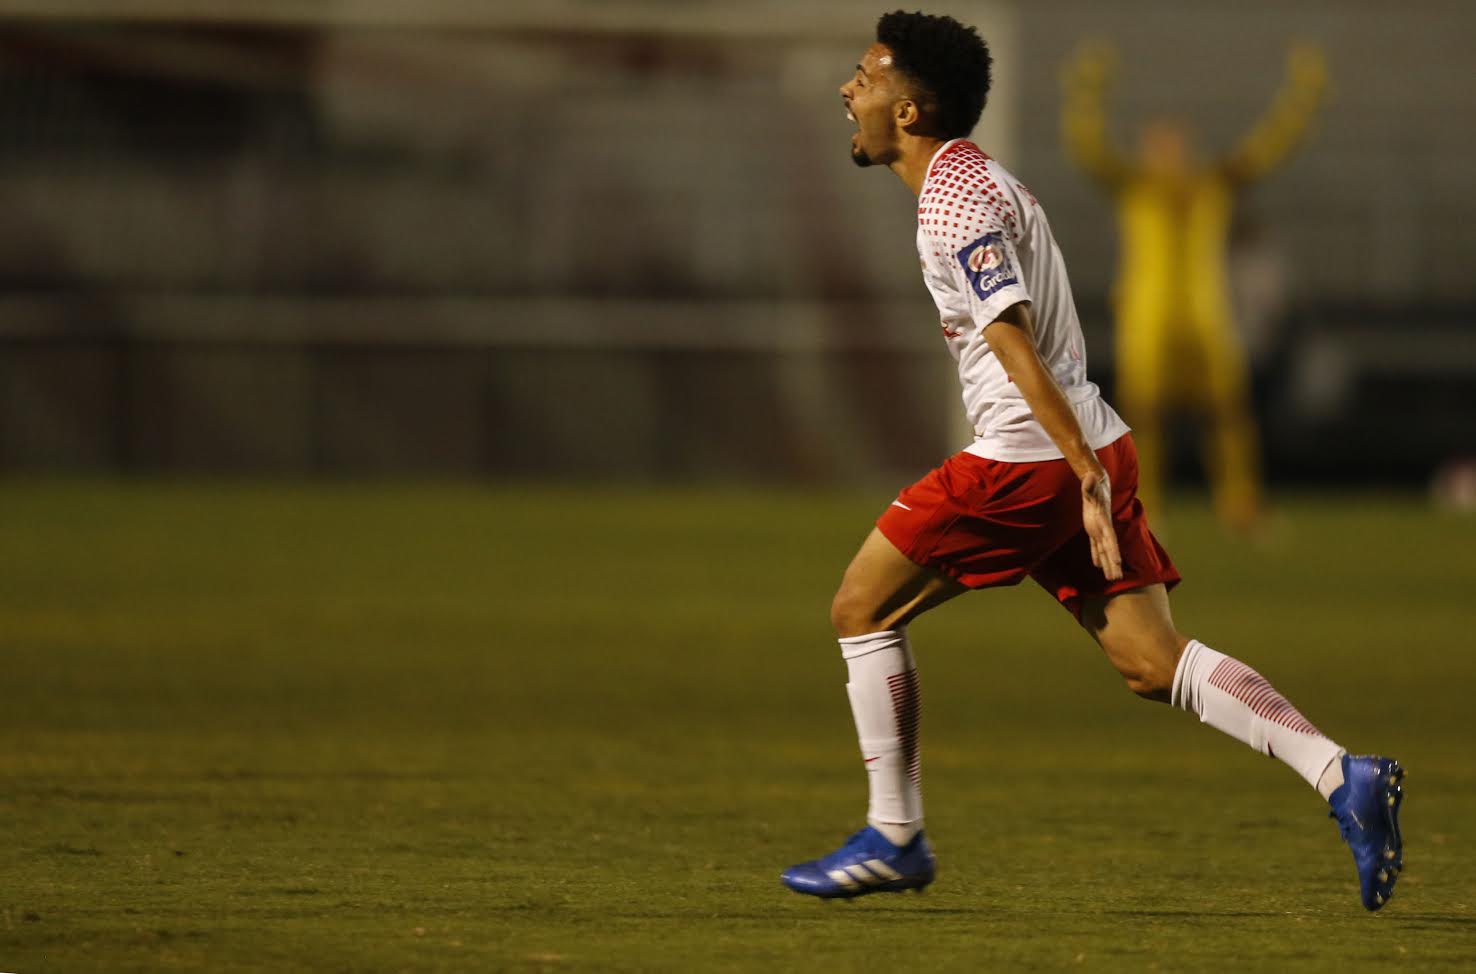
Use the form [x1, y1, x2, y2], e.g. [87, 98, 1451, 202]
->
[781, 826, 935, 899]
[1328, 754, 1405, 911]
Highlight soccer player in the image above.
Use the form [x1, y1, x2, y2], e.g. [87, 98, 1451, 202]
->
[1060, 40, 1328, 533]
[781, 11, 1403, 911]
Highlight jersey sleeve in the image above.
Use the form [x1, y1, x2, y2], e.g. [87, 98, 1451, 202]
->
[949, 224, 1031, 327]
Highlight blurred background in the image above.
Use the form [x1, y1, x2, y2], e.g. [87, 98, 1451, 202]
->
[0, 0, 1472, 492]
[5, 7, 1476, 967]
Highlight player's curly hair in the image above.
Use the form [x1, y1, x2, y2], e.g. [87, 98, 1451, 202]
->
[876, 10, 993, 139]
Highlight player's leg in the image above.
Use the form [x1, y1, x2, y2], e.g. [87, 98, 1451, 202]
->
[831, 526, 969, 637]
[1193, 310, 1263, 532]
[1080, 585, 1405, 910]
[781, 529, 966, 899]
[1077, 584, 1185, 702]
[831, 529, 967, 844]
[832, 529, 966, 846]
[785, 449, 1084, 900]
[1081, 585, 1343, 787]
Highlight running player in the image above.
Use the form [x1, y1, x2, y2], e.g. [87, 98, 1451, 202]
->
[780, 11, 1403, 911]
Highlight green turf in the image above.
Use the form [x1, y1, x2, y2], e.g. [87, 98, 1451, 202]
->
[2, 481, 1474, 971]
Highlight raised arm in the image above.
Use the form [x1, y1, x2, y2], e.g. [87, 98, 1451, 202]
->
[985, 302, 1122, 581]
[1220, 44, 1328, 186]
[1060, 40, 1132, 193]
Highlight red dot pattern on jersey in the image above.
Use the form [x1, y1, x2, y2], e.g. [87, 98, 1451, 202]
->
[917, 141, 1020, 245]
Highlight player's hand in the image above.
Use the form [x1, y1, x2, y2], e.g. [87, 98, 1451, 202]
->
[1286, 43, 1328, 89]
[1080, 468, 1123, 581]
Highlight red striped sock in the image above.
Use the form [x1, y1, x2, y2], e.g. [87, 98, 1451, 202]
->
[840, 629, 923, 845]
[1171, 639, 1344, 792]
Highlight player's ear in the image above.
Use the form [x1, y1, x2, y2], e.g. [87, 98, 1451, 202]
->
[894, 97, 921, 129]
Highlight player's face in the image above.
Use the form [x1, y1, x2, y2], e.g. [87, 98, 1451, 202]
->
[1139, 119, 1194, 176]
[839, 43, 906, 168]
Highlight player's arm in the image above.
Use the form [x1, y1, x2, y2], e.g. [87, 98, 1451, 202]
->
[984, 301, 1123, 581]
[1059, 41, 1131, 192]
[1220, 44, 1327, 185]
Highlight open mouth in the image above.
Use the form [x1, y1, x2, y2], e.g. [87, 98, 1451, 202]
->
[843, 100, 861, 154]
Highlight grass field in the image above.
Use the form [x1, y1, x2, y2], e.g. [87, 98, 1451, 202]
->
[2, 481, 1474, 972]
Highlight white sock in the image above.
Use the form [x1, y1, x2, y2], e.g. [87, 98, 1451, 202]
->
[1316, 755, 1345, 798]
[1171, 639, 1346, 799]
[839, 629, 923, 846]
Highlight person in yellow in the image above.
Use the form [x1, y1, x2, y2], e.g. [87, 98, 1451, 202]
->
[1061, 42, 1327, 532]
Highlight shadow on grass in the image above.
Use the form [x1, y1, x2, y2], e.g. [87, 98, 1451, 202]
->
[1104, 909, 1317, 919]
[1107, 909, 1476, 925]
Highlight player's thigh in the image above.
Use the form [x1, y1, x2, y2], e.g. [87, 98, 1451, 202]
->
[1114, 306, 1171, 405]
[831, 528, 968, 637]
[1080, 584, 1188, 700]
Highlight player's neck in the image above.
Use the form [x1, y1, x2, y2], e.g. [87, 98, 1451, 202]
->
[890, 135, 949, 196]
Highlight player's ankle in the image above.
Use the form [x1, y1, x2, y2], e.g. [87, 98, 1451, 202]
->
[869, 819, 922, 847]
[1317, 751, 1348, 801]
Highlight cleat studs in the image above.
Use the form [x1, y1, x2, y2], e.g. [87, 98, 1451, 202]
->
[1384, 848, 1397, 860]
[1374, 893, 1385, 906]
[1387, 794, 1397, 807]
[1378, 869, 1389, 883]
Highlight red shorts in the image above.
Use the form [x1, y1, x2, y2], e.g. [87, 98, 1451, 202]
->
[875, 434, 1180, 621]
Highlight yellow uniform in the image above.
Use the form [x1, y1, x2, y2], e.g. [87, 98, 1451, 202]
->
[1061, 45, 1326, 528]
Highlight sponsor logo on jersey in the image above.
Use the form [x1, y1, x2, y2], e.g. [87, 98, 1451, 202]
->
[956, 232, 1018, 302]
[968, 245, 1001, 273]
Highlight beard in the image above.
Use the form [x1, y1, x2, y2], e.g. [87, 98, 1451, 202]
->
[850, 144, 873, 167]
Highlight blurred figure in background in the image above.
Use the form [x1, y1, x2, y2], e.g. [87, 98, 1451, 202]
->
[1061, 41, 1327, 533]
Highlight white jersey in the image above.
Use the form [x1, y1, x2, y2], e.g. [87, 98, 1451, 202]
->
[916, 139, 1128, 461]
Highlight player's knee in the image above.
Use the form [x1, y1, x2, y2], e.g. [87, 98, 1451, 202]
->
[1115, 639, 1185, 703]
[829, 585, 887, 638]
[1121, 666, 1173, 703]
